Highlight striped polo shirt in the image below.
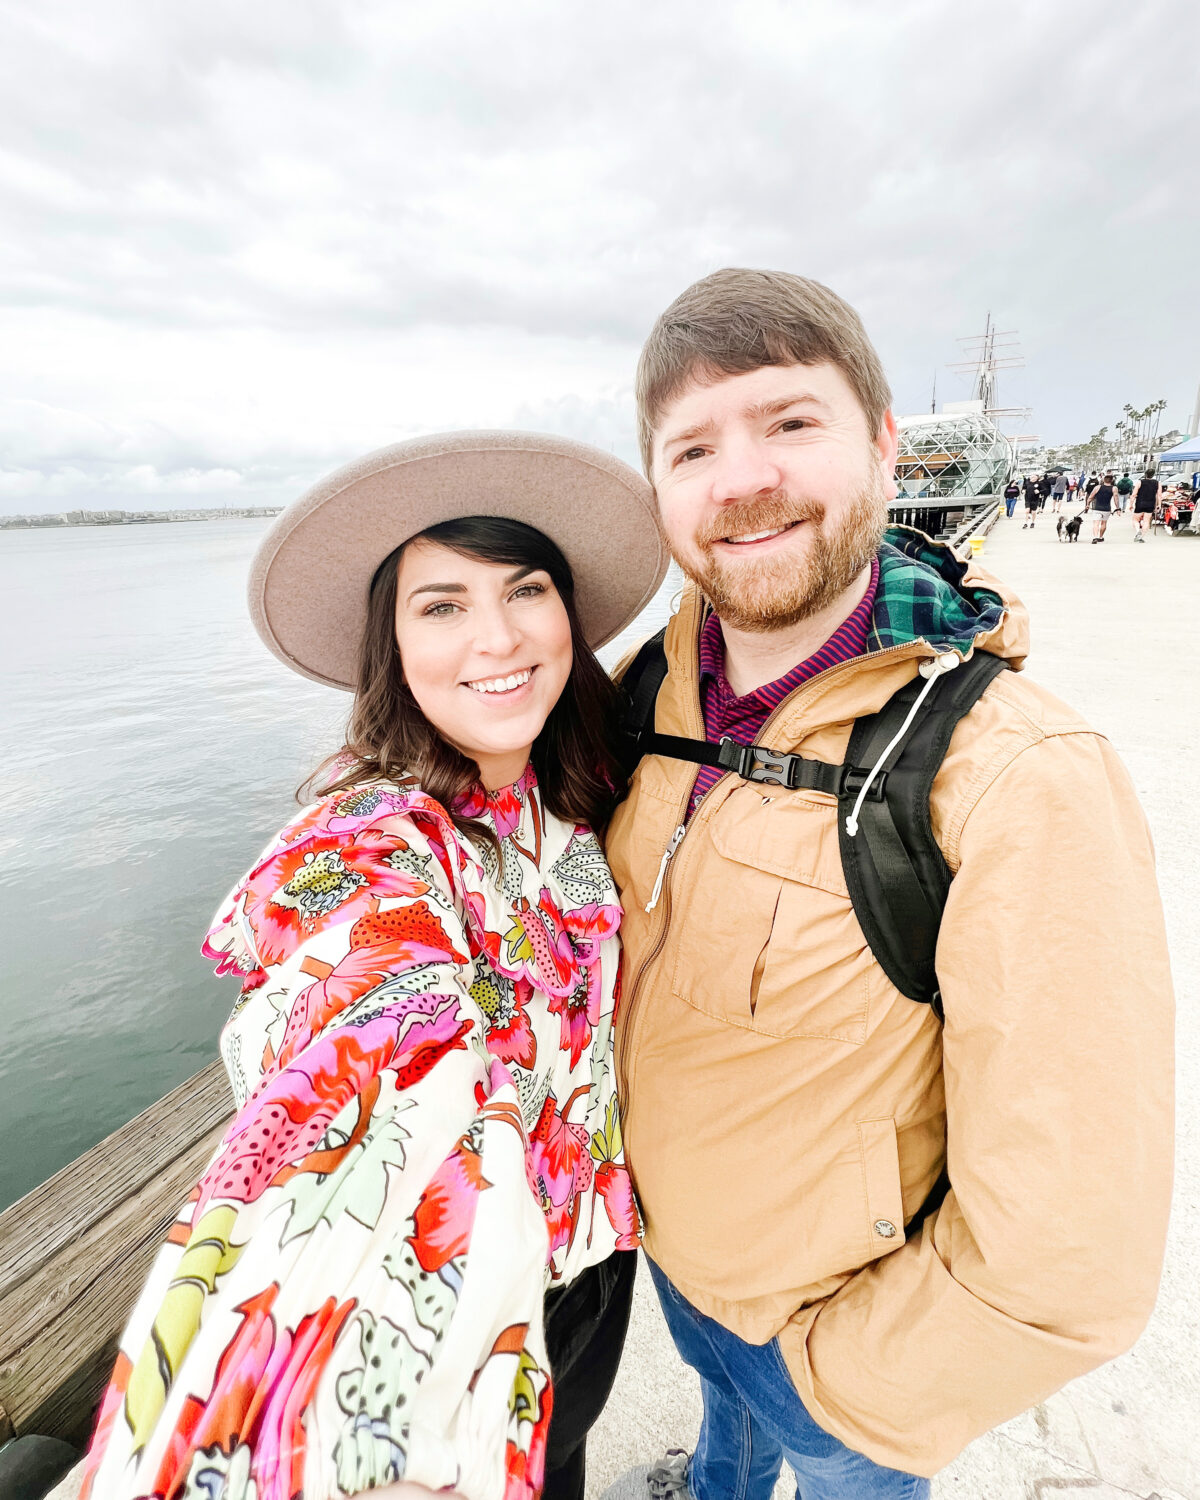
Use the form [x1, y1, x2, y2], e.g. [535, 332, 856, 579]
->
[687, 555, 880, 818]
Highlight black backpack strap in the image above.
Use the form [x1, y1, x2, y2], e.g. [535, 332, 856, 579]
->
[617, 627, 669, 776]
[837, 651, 1007, 1014]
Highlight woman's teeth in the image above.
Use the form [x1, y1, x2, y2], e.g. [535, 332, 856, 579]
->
[467, 668, 533, 694]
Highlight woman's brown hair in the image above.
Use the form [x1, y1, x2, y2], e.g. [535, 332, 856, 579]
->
[306, 516, 627, 848]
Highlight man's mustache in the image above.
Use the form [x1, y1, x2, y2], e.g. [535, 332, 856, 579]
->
[695, 493, 827, 548]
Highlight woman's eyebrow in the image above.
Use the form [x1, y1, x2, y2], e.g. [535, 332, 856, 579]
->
[405, 566, 538, 604]
[406, 581, 467, 602]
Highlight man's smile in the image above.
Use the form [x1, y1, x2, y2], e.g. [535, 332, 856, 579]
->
[714, 520, 806, 550]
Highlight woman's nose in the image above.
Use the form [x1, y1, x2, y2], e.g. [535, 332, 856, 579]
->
[472, 604, 521, 657]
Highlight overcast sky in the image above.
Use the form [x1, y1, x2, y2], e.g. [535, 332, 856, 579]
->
[2, 0, 1197, 514]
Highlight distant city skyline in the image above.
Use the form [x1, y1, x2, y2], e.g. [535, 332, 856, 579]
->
[2, 0, 1198, 515]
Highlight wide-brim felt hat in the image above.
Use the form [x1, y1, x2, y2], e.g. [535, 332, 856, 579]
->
[249, 430, 668, 691]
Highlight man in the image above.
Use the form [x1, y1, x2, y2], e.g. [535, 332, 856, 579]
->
[602, 269, 1173, 1500]
[1021, 472, 1041, 528]
[1051, 470, 1069, 511]
[1117, 469, 1135, 512]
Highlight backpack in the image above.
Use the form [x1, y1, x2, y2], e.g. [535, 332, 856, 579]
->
[619, 631, 1007, 1020]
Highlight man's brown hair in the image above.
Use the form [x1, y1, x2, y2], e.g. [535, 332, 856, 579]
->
[635, 267, 893, 474]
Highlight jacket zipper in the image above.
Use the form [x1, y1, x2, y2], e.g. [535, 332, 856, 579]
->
[645, 824, 686, 912]
[616, 634, 931, 1109]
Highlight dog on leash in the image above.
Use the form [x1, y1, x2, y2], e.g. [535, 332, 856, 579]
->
[1057, 512, 1084, 543]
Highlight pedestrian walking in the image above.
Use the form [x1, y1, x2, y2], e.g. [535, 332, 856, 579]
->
[602, 266, 1173, 1500]
[1117, 470, 1135, 514]
[1051, 471, 1069, 511]
[1038, 472, 1054, 507]
[1133, 469, 1159, 542]
[1022, 474, 1042, 528]
[1089, 472, 1116, 542]
[1084, 473, 1101, 507]
[1003, 476, 1021, 518]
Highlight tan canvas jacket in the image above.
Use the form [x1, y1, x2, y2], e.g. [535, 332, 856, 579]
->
[606, 535, 1174, 1476]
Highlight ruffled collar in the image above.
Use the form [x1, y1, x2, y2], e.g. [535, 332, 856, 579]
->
[453, 763, 536, 841]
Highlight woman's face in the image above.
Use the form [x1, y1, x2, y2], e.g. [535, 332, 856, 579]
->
[394, 539, 574, 791]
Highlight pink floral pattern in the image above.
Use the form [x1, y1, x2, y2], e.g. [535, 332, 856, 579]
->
[83, 768, 634, 1500]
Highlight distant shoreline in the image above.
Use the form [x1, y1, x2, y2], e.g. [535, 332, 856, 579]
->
[0, 506, 282, 530]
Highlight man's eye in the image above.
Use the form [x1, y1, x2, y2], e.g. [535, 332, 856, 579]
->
[779, 419, 809, 432]
[677, 447, 706, 464]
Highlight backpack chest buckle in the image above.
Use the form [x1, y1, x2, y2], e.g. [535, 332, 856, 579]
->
[717, 738, 804, 788]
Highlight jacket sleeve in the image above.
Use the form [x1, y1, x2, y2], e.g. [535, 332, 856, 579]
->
[83, 801, 552, 1500]
[787, 728, 1174, 1477]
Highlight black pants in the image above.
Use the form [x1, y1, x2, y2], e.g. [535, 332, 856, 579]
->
[542, 1249, 638, 1500]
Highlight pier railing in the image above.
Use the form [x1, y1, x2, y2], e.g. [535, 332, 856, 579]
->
[889, 493, 1001, 544]
[0, 1063, 232, 1448]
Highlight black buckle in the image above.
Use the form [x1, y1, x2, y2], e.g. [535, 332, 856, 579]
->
[838, 765, 889, 802]
[718, 737, 804, 789]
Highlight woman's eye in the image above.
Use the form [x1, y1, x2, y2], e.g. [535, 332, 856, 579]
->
[422, 600, 460, 617]
[511, 582, 546, 600]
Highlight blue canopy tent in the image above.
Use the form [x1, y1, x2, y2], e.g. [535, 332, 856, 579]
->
[1157, 434, 1200, 484]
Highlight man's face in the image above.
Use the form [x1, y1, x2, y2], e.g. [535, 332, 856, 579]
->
[650, 362, 899, 632]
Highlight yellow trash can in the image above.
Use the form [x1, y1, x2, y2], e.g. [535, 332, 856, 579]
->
[969, 536, 985, 557]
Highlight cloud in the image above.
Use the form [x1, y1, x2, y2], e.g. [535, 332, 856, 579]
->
[1, 0, 1198, 511]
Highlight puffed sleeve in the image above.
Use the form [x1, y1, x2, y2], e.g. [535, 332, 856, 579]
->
[82, 787, 554, 1500]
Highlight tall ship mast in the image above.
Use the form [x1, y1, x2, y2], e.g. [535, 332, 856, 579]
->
[895, 316, 1035, 504]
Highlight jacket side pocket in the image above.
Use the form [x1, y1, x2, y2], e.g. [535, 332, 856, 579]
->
[857, 1117, 906, 1262]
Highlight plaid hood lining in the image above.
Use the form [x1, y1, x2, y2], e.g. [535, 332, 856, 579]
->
[869, 528, 1006, 655]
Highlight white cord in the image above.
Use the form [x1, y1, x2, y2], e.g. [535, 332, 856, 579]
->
[845, 652, 961, 837]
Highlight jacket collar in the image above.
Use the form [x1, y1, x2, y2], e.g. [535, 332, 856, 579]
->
[661, 526, 1028, 742]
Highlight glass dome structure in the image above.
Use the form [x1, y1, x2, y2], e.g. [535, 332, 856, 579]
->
[895, 408, 1014, 501]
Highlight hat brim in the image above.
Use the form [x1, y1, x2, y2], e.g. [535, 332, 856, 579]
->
[248, 430, 667, 691]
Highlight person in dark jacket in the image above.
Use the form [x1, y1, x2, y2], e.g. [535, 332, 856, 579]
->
[1022, 475, 1042, 529]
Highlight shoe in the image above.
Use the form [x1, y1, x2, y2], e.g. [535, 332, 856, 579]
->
[599, 1449, 694, 1500]
[1092, 538, 1098, 544]
[648, 1451, 693, 1499]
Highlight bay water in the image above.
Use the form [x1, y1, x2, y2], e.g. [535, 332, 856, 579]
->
[0, 519, 679, 1211]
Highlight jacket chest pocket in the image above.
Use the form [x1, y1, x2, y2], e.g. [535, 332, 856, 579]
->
[670, 791, 877, 1044]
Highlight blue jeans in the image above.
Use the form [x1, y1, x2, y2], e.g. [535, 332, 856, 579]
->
[648, 1260, 930, 1500]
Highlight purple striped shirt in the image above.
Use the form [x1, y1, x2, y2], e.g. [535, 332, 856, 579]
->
[687, 556, 880, 818]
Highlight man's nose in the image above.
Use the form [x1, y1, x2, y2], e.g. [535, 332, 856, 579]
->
[709, 437, 782, 504]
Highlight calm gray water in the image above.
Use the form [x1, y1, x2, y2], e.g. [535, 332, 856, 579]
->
[0, 519, 678, 1211]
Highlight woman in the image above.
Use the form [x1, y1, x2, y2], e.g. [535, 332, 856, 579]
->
[1088, 473, 1115, 543]
[81, 432, 668, 1500]
[1132, 468, 1159, 542]
[1003, 476, 1021, 519]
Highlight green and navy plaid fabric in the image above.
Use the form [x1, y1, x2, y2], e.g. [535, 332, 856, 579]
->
[869, 528, 1006, 655]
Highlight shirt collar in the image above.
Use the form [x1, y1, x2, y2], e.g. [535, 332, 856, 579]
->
[699, 555, 880, 705]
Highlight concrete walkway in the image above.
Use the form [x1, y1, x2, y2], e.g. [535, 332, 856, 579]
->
[585, 508, 1200, 1500]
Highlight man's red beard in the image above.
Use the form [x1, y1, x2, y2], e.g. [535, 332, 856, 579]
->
[670, 478, 889, 633]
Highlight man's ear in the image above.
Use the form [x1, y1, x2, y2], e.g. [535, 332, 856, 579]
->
[874, 409, 899, 500]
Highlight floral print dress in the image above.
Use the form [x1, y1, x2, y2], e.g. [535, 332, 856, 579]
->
[81, 768, 637, 1500]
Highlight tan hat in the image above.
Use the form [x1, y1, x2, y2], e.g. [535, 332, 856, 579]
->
[249, 429, 667, 691]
